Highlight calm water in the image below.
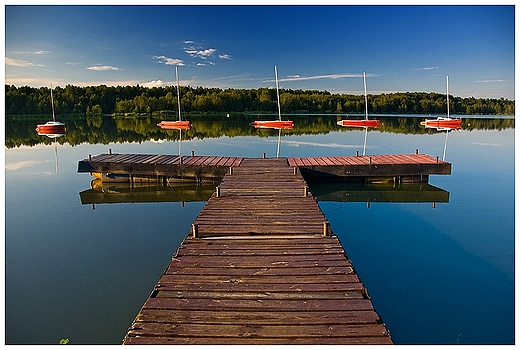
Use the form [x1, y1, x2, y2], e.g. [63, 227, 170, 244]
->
[4, 115, 515, 344]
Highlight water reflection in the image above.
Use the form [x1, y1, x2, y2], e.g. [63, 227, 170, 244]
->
[79, 182, 216, 208]
[5, 114, 514, 149]
[310, 182, 449, 208]
[80, 179, 450, 209]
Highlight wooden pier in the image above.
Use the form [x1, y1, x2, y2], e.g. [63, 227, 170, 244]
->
[122, 158, 393, 344]
[78, 152, 451, 183]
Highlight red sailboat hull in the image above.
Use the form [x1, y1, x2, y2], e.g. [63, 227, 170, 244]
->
[421, 118, 462, 129]
[36, 121, 66, 135]
[337, 119, 380, 128]
[250, 120, 294, 129]
[157, 120, 191, 130]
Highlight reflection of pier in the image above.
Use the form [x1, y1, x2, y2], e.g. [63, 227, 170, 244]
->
[79, 182, 216, 206]
[311, 182, 449, 206]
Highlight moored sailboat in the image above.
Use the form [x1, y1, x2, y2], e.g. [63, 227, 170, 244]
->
[157, 66, 191, 130]
[250, 66, 294, 130]
[421, 76, 462, 129]
[36, 84, 66, 136]
[337, 72, 380, 128]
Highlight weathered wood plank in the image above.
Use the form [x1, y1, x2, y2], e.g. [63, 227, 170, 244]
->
[134, 309, 381, 325]
[124, 335, 394, 345]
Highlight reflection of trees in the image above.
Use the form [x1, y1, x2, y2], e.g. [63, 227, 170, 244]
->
[5, 115, 515, 148]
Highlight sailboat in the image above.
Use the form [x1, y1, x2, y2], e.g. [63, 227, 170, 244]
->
[421, 76, 462, 129]
[157, 66, 191, 130]
[337, 72, 380, 128]
[36, 84, 66, 137]
[250, 66, 294, 129]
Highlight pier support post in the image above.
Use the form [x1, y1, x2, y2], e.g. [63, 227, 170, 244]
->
[262, 152, 266, 159]
[323, 221, 330, 237]
[356, 150, 359, 157]
[191, 150, 195, 157]
[415, 148, 419, 155]
[109, 148, 112, 155]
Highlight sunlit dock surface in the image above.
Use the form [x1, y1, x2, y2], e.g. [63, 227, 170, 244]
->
[122, 158, 393, 344]
[78, 152, 451, 183]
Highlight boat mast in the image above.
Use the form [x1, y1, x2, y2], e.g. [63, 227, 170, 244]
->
[363, 72, 369, 120]
[176, 66, 182, 121]
[275, 65, 282, 121]
[446, 75, 450, 119]
[50, 84, 56, 122]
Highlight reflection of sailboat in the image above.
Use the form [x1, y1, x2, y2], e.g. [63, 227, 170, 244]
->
[421, 76, 462, 129]
[337, 72, 380, 128]
[36, 84, 66, 136]
[157, 66, 191, 130]
[423, 125, 459, 161]
[250, 66, 294, 129]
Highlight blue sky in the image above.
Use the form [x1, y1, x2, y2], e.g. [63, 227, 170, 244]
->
[4, 4, 516, 99]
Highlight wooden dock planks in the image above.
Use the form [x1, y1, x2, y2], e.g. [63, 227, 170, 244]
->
[122, 158, 392, 345]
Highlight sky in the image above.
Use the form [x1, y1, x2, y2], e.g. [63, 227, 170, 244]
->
[3, 4, 516, 99]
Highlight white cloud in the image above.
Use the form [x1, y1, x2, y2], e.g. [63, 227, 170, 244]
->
[5, 57, 43, 67]
[34, 50, 51, 55]
[183, 40, 195, 44]
[141, 80, 165, 88]
[87, 65, 121, 71]
[219, 54, 232, 60]
[185, 48, 216, 59]
[5, 160, 42, 171]
[415, 66, 439, 71]
[153, 55, 185, 66]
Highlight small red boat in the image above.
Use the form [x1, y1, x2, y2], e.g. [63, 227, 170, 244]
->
[36, 121, 66, 136]
[157, 120, 191, 130]
[420, 117, 462, 129]
[251, 66, 293, 131]
[337, 119, 380, 128]
[157, 66, 190, 130]
[36, 85, 66, 137]
[250, 120, 294, 129]
[337, 73, 379, 129]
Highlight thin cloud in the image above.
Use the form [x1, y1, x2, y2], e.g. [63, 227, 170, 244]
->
[280, 140, 370, 149]
[477, 79, 507, 83]
[153, 55, 185, 66]
[271, 73, 374, 83]
[34, 50, 50, 55]
[415, 66, 439, 71]
[5, 57, 43, 67]
[87, 65, 121, 71]
[183, 40, 195, 44]
[219, 54, 232, 60]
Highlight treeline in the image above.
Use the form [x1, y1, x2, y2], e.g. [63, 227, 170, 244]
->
[5, 84, 515, 116]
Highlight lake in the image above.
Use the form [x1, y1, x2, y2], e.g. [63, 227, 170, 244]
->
[4, 114, 515, 344]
